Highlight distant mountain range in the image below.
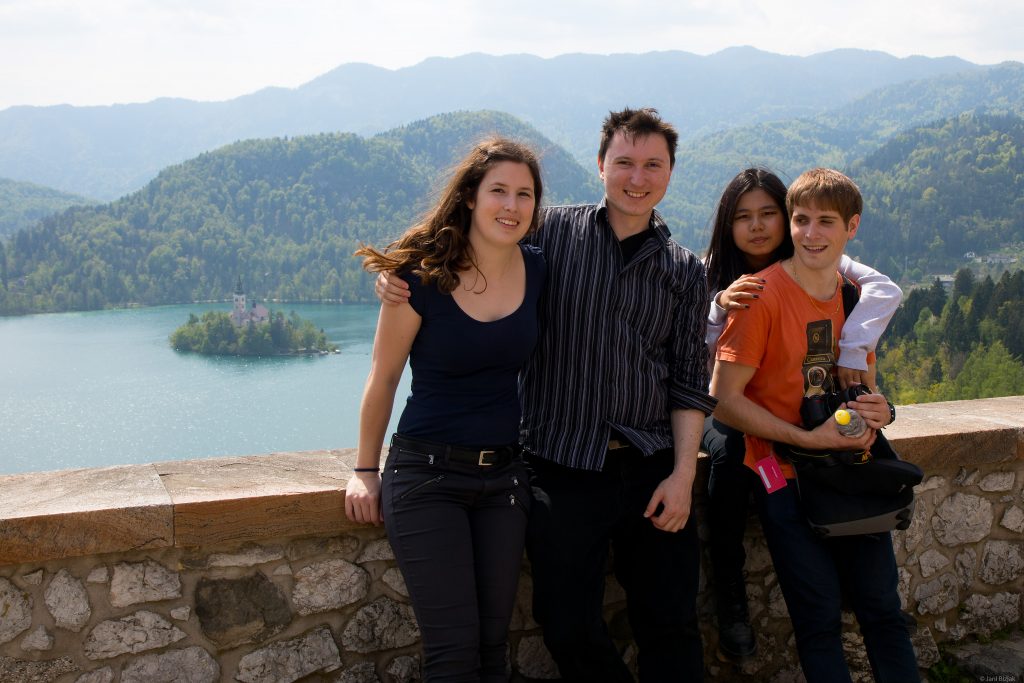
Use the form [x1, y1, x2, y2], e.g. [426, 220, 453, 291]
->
[0, 48, 983, 201]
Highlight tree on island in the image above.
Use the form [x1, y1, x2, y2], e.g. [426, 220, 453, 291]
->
[170, 310, 337, 356]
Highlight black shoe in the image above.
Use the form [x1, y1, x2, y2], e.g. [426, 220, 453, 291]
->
[715, 575, 757, 660]
[717, 618, 756, 660]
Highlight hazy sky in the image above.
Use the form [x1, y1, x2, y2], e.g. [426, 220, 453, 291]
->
[2, 0, 1022, 111]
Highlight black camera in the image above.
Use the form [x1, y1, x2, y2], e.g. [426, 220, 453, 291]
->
[800, 383, 871, 429]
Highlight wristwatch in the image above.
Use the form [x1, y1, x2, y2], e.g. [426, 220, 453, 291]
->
[887, 401, 896, 426]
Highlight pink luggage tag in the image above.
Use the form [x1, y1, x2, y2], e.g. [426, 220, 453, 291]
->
[755, 455, 787, 493]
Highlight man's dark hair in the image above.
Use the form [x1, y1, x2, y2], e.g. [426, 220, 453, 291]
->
[598, 107, 678, 168]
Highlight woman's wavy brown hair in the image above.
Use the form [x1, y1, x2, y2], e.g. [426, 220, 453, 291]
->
[355, 137, 543, 293]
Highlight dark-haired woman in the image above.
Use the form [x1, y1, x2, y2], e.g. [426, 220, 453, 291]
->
[345, 138, 545, 682]
[701, 168, 901, 661]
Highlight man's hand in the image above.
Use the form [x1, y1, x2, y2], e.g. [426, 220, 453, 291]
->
[375, 271, 411, 305]
[801, 412, 877, 452]
[837, 367, 868, 389]
[846, 391, 892, 430]
[643, 471, 693, 533]
[345, 472, 383, 525]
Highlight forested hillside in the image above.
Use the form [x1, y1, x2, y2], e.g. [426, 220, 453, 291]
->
[664, 112, 1024, 277]
[0, 112, 599, 314]
[0, 177, 93, 238]
[828, 62, 1024, 149]
[854, 113, 1024, 279]
[663, 64, 1024, 252]
[879, 269, 1024, 403]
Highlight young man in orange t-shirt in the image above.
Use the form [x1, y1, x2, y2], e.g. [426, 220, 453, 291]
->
[710, 168, 918, 682]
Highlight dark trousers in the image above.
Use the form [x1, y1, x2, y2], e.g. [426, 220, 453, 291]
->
[526, 447, 703, 683]
[701, 417, 757, 601]
[382, 444, 531, 683]
[755, 483, 920, 683]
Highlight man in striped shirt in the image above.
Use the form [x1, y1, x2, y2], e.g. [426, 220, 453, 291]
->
[377, 108, 716, 682]
[521, 109, 715, 682]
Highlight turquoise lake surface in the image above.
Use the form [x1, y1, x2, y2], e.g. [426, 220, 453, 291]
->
[0, 303, 407, 475]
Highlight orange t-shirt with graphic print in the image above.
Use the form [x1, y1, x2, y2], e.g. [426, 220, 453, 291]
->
[715, 261, 874, 479]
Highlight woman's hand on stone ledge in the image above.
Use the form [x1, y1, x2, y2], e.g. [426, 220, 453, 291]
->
[345, 472, 383, 526]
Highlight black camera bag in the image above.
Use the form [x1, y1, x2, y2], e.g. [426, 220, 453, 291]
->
[773, 277, 923, 537]
[775, 434, 922, 537]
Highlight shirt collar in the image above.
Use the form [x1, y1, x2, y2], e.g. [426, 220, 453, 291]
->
[596, 197, 672, 242]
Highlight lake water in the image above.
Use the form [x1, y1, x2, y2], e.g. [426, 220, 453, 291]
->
[0, 303, 407, 475]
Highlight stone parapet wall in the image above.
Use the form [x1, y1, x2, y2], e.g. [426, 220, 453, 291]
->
[0, 396, 1021, 682]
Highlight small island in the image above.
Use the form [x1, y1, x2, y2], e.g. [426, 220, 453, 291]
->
[170, 310, 338, 356]
[170, 278, 338, 356]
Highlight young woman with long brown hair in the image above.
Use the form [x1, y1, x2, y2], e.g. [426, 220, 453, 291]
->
[344, 137, 545, 682]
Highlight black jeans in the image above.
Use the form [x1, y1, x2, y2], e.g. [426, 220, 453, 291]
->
[382, 442, 532, 683]
[525, 447, 703, 683]
[701, 416, 757, 604]
[756, 483, 919, 683]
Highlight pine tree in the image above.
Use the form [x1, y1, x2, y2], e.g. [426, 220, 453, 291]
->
[925, 277, 948, 317]
[951, 268, 975, 301]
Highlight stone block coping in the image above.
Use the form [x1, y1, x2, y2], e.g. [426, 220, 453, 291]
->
[1, 396, 1021, 567]
[0, 450, 354, 565]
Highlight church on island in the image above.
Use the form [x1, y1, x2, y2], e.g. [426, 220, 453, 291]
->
[229, 277, 269, 326]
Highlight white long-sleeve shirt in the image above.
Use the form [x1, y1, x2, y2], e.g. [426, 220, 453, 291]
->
[705, 254, 901, 372]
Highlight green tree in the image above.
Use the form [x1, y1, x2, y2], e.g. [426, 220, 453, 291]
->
[951, 268, 975, 301]
[941, 342, 1024, 400]
[238, 323, 274, 356]
[941, 300, 971, 355]
[967, 275, 994, 329]
[925, 278, 948, 317]
[997, 299, 1024, 358]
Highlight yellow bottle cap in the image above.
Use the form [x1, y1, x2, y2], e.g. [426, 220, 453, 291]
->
[835, 409, 852, 426]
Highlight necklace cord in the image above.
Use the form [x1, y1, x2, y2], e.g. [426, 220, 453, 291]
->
[788, 261, 842, 317]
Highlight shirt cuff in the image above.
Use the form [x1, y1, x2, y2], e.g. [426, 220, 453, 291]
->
[669, 385, 718, 416]
[836, 345, 869, 372]
[709, 297, 727, 324]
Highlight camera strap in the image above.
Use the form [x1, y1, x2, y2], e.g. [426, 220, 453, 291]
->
[840, 275, 859, 320]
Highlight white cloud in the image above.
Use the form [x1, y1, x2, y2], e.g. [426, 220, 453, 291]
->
[0, 0, 1021, 110]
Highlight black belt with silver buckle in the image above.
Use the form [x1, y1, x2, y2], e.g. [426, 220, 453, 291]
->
[391, 434, 517, 467]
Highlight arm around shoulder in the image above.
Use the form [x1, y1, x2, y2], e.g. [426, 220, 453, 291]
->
[837, 255, 902, 371]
